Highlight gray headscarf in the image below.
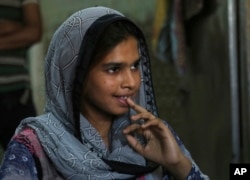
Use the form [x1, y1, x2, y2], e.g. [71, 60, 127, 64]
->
[18, 6, 160, 179]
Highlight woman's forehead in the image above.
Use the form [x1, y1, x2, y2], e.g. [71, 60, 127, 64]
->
[94, 36, 139, 64]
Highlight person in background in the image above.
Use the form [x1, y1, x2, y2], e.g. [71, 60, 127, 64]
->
[0, 0, 42, 150]
[0, 6, 209, 179]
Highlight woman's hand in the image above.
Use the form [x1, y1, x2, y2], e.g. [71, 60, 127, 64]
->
[123, 98, 192, 179]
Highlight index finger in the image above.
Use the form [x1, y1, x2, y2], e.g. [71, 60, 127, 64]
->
[127, 98, 148, 113]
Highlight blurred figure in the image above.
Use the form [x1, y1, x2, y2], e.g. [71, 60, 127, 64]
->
[0, 0, 42, 150]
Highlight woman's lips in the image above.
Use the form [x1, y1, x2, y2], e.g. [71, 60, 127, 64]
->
[115, 96, 130, 106]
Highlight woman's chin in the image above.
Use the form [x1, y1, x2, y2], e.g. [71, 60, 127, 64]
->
[113, 107, 130, 117]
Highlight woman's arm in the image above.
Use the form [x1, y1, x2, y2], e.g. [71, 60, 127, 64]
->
[0, 140, 39, 180]
[0, 128, 65, 180]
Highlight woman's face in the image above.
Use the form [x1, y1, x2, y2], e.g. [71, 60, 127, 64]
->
[81, 36, 141, 119]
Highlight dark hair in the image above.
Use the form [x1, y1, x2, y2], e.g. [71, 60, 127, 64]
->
[92, 20, 138, 63]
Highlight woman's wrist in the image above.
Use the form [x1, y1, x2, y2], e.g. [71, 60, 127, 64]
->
[163, 155, 192, 180]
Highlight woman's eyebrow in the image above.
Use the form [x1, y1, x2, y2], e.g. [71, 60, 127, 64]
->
[134, 58, 141, 64]
[102, 58, 141, 68]
[102, 62, 123, 68]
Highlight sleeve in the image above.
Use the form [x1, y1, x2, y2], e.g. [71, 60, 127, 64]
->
[0, 140, 38, 180]
[163, 122, 210, 180]
[185, 163, 209, 179]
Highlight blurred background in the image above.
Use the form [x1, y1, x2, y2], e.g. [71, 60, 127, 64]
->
[1, 0, 250, 179]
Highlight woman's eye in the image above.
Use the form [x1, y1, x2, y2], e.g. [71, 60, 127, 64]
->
[131, 61, 140, 70]
[107, 67, 119, 73]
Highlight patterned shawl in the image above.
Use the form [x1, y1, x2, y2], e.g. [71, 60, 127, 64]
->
[17, 6, 162, 179]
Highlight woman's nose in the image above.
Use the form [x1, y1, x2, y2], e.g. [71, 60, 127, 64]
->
[121, 70, 138, 89]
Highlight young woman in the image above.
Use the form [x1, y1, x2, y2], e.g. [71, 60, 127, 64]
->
[0, 6, 209, 179]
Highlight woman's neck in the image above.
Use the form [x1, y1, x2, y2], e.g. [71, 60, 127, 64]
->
[91, 118, 112, 147]
[83, 112, 113, 147]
